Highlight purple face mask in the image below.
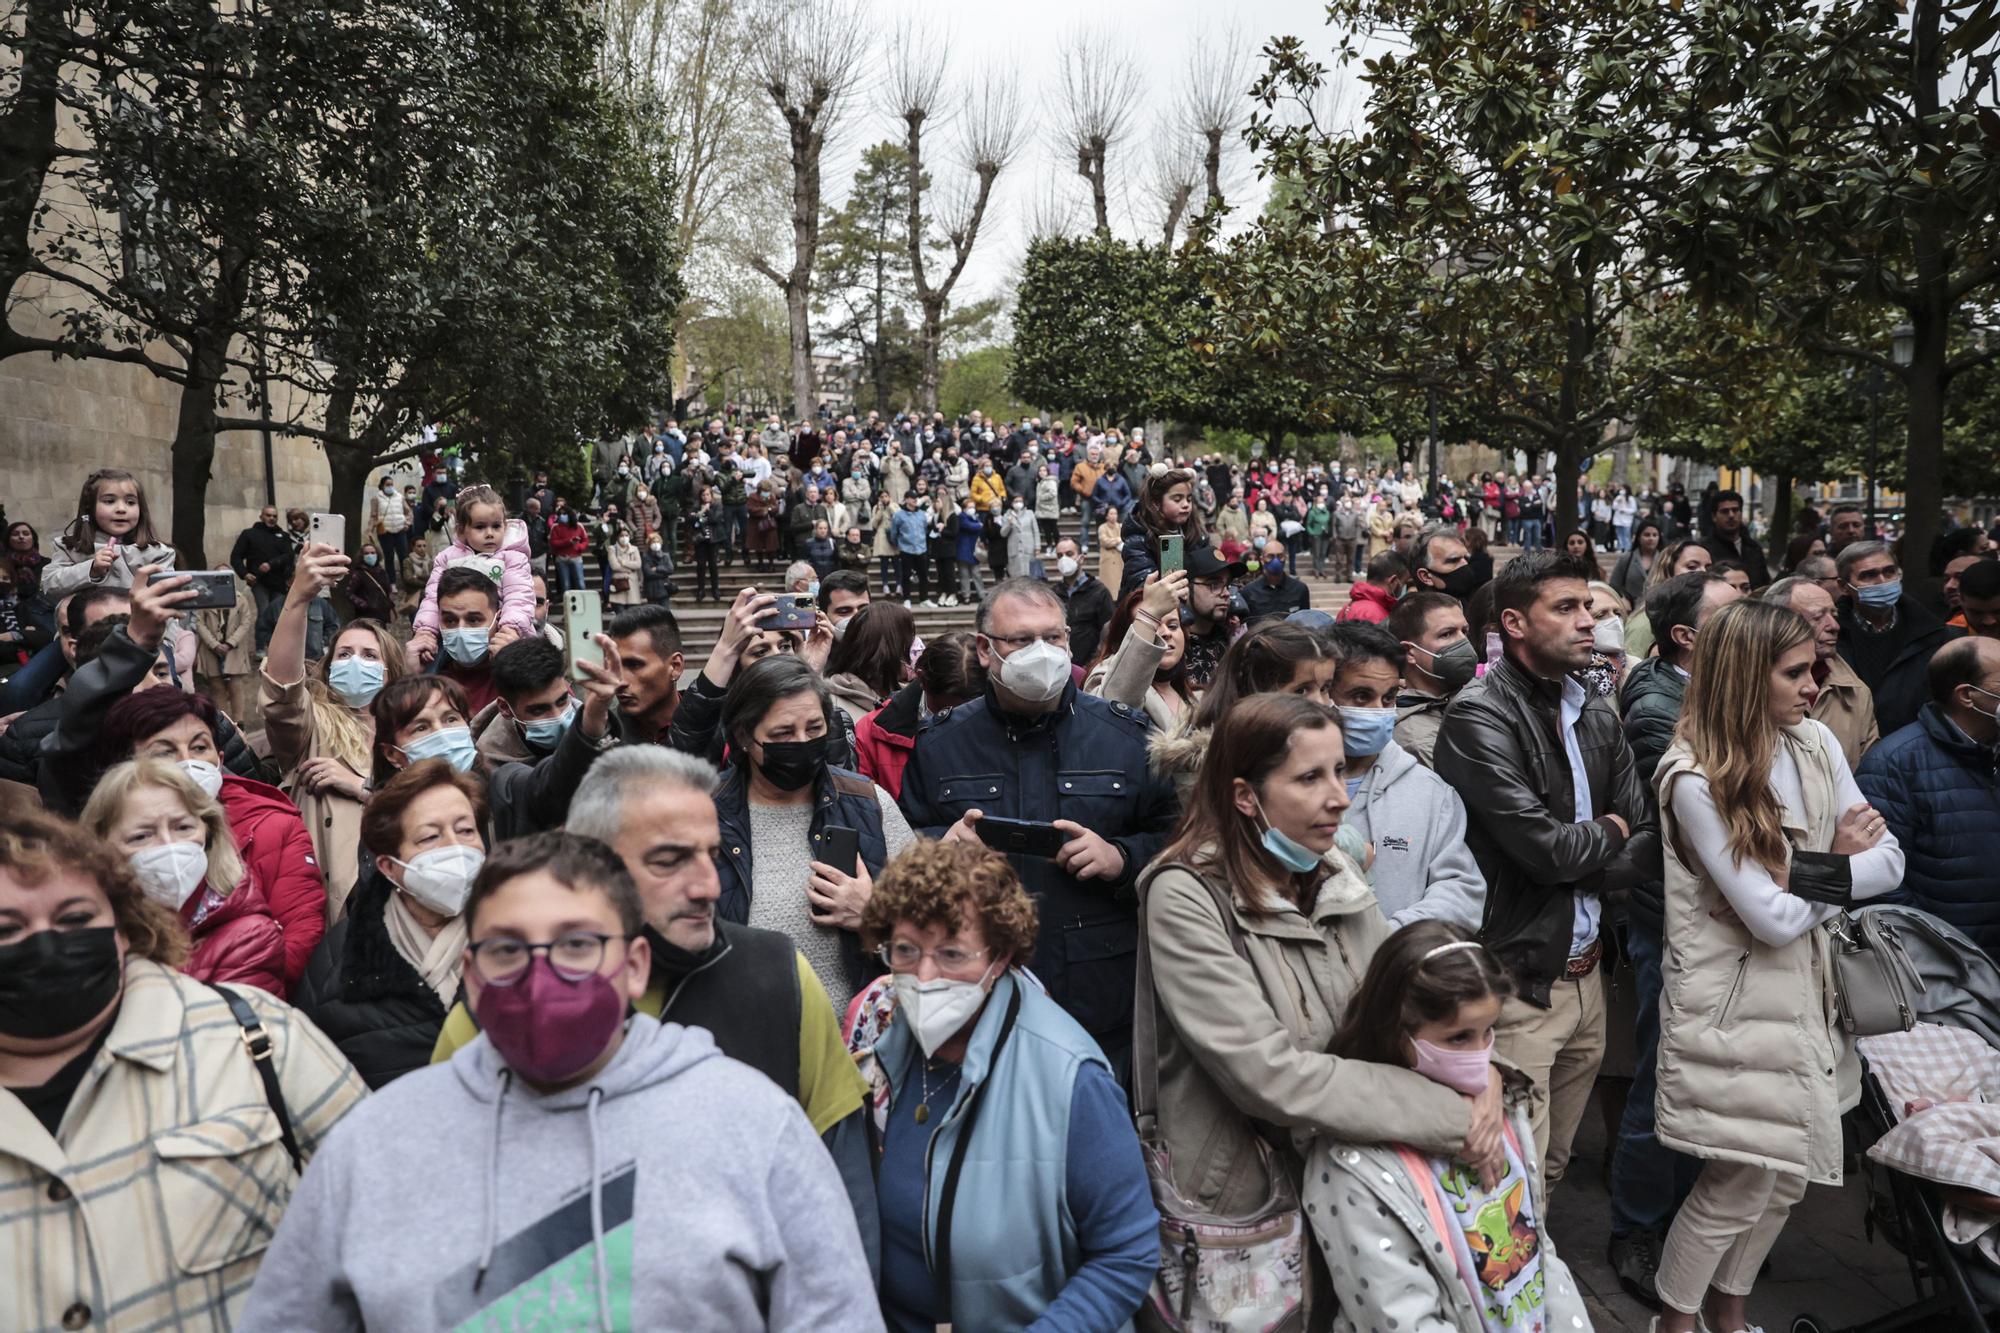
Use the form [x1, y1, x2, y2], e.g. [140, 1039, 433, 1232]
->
[475, 957, 627, 1085]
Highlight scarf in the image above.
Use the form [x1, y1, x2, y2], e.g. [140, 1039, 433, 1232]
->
[384, 890, 469, 1007]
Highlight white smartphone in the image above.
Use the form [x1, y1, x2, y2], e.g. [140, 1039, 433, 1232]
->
[564, 590, 605, 682]
[308, 511, 345, 550]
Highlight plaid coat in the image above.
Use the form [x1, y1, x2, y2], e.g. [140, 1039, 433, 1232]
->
[1, 959, 365, 1332]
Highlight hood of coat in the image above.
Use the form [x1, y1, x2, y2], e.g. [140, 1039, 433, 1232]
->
[186, 860, 276, 932]
[218, 773, 309, 842]
[824, 671, 882, 721]
[1147, 722, 1210, 780]
[471, 700, 537, 766]
[1353, 738, 1418, 798]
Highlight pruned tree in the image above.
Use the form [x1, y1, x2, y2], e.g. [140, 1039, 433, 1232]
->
[748, 0, 866, 421]
[1179, 25, 1254, 211]
[1053, 29, 1138, 236]
[1148, 126, 1205, 248]
[890, 18, 1026, 412]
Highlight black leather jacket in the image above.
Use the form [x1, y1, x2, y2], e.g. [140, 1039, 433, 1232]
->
[1434, 654, 1662, 1006]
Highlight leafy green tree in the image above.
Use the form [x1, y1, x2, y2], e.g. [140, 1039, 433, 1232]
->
[1653, 0, 2000, 567]
[816, 143, 924, 414]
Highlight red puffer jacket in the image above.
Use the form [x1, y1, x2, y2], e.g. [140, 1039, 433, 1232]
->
[180, 869, 286, 995]
[219, 775, 327, 991]
[1336, 580, 1398, 625]
[853, 683, 924, 801]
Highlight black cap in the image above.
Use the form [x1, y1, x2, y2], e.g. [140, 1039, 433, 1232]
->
[1184, 540, 1245, 580]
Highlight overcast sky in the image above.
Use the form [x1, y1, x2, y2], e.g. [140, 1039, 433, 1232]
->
[826, 0, 1351, 319]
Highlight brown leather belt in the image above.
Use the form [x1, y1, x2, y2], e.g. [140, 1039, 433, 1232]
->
[1565, 940, 1603, 979]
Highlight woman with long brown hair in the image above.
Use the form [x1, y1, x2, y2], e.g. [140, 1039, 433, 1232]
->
[1139, 694, 1502, 1324]
[1651, 599, 1902, 1333]
[823, 601, 919, 721]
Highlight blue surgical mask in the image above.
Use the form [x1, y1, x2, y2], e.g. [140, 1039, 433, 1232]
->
[442, 626, 490, 665]
[806, 580, 820, 600]
[362, 553, 379, 567]
[519, 698, 576, 750]
[1251, 791, 1324, 874]
[327, 656, 385, 708]
[402, 725, 476, 773]
[1336, 705, 1397, 758]
[1852, 579, 1902, 609]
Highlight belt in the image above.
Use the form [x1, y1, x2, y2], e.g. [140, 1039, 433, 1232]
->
[1565, 940, 1603, 979]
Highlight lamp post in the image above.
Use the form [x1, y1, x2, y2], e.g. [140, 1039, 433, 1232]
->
[1869, 323, 1915, 538]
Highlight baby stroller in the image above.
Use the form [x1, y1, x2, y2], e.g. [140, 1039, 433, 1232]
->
[1792, 904, 2000, 1333]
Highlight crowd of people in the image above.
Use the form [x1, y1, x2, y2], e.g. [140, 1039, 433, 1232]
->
[2, 427, 1998, 1333]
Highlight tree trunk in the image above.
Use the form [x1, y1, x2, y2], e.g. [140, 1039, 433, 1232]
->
[1203, 128, 1224, 207]
[0, 0, 65, 351]
[787, 280, 814, 422]
[1767, 470, 1793, 555]
[169, 328, 231, 567]
[1081, 147, 1110, 235]
[1900, 0, 1947, 576]
[1553, 437, 1581, 548]
[321, 379, 369, 559]
[1161, 185, 1190, 248]
[919, 297, 943, 414]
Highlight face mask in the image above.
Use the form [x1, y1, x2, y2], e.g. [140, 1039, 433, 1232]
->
[520, 698, 576, 750]
[1408, 638, 1478, 692]
[179, 759, 223, 800]
[328, 656, 386, 708]
[1430, 564, 1481, 599]
[618, 467, 630, 476]
[1853, 579, 1902, 608]
[403, 724, 477, 773]
[390, 843, 485, 915]
[475, 957, 627, 1085]
[0, 926, 124, 1039]
[131, 840, 209, 909]
[362, 553, 379, 567]
[1250, 790, 1323, 875]
[756, 736, 829, 792]
[1056, 555, 1078, 578]
[1592, 616, 1626, 654]
[1336, 706, 1397, 758]
[1410, 1034, 1494, 1097]
[442, 626, 490, 665]
[993, 638, 1071, 704]
[1264, 556, 1286, 576]
[557, 512, 571, 524]
[806, 580, 820, 600]
[892, 963, 996, 1058]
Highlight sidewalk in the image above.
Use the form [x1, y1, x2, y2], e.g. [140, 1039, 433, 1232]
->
[1554, 1089, 1915, 1332]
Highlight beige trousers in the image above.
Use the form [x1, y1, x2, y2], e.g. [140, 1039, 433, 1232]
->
[1494, 970, 1607, 1183]
[1656, 1158, 1809, 1313]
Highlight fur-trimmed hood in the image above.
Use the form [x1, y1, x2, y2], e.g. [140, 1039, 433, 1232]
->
[1146, 721, 1210, 782]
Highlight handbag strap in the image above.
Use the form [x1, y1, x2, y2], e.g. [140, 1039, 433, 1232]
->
[212, 984, 303, 1174]
[1134, 863, 1249, 1125]
[932, 982, 1020, 1314]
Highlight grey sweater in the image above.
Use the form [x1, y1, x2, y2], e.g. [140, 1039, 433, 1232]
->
[237, 1015, 882, 1332]
[1342, 740, 1487, 930]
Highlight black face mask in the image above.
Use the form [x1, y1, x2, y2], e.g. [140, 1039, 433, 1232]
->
[1427, 565, 1482, 600]
[0, 926, 122, 1039]
[756, 736, 829, 792]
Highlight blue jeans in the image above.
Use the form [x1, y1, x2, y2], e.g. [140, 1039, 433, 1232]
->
[1610, 920, 1701, 1236]
[556, 557, 585, 592]
[1, 642, 65, 713]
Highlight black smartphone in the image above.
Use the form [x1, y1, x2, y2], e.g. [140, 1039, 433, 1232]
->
[148, 569, 236, 610]
[975, 816, 1070, 859]
[758, 594, 817, 632]
[820, 824, 861, 876]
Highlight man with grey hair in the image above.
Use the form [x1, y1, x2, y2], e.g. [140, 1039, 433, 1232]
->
[1765, 575, 1881, 768]
[1409, 524, 1478, 601]
[1793, 553, 1841, 604]
[899, 577, 1179, 1074]
[1835, 538, 1962, 734]
[428, 745, 881, 1277]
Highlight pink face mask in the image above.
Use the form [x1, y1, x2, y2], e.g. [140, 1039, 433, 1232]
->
[1410, 1035, 1494, 1096]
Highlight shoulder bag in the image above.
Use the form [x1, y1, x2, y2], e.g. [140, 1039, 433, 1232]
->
[1134, 867, 1308, 1332]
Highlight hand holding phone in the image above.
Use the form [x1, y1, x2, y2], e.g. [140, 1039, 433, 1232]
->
[974, 816, 1071, 860]
[308, 512, 345, 551]
[758, 595, 817, 632]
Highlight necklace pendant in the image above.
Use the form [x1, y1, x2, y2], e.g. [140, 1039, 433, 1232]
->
[914, 1103, 929, 1125]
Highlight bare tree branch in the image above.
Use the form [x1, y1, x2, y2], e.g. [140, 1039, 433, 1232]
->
[1179, 23, 1253, 208]
[1053, 28, 1139, 235]
[1148, 125, 1204, 247]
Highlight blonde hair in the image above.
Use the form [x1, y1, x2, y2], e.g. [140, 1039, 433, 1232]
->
[1674, 599, 1812, 872]
[311, 619, 407, 773]
[1587, 580, 1631, 619]
[80, 759, 246, 898]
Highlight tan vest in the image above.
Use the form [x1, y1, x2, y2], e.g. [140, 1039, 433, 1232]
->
[1654, 723, 1859, 1184]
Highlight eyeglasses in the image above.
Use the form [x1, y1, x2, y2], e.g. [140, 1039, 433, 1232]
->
[879, 941, 990, 971]
[468, 932, 632, 985]
[984, 629, 1069, 650]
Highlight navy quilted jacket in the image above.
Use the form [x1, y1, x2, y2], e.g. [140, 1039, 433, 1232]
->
[1857, 703, 2000, 953]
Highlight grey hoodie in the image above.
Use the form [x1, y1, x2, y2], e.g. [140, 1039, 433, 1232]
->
[238, 1015, 882, 1333]
[1343, 739, 1487, 929]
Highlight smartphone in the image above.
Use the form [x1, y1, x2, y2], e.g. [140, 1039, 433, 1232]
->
[148, 569, 236, 610]
[1160, 534, 1184, 574]
[308, 511, 344, 551]
[758, 594, 818, 633]
[975, 817, 1071, 860]
[820, 825, 861, 877]
[564, 590, 605, 682]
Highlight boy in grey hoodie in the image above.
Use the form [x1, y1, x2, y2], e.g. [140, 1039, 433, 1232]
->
[239, 832, 881, 1333]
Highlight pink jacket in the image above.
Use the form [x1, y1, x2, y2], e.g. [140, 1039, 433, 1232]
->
[412, 525, 535, 639]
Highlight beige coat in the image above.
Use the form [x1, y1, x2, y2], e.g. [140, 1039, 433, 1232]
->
[1367, 508, 1396, 557]
[1813, 654, 1881, 772]
[1654, 725, 1859, 1184]
[260, 669, 367, 919]
[1141, 854, 1470, 1217]
[1097, 522, 1124, 594]
[1084, 629, 1188, 734]
[0, 960, 365, 1333]
[194, 587, 254, 678]
[607, 542, 644, 605]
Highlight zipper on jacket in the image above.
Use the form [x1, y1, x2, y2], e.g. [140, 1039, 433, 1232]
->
[659, 934, 733, 1020]
[1718, 948, 1751, 1025]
